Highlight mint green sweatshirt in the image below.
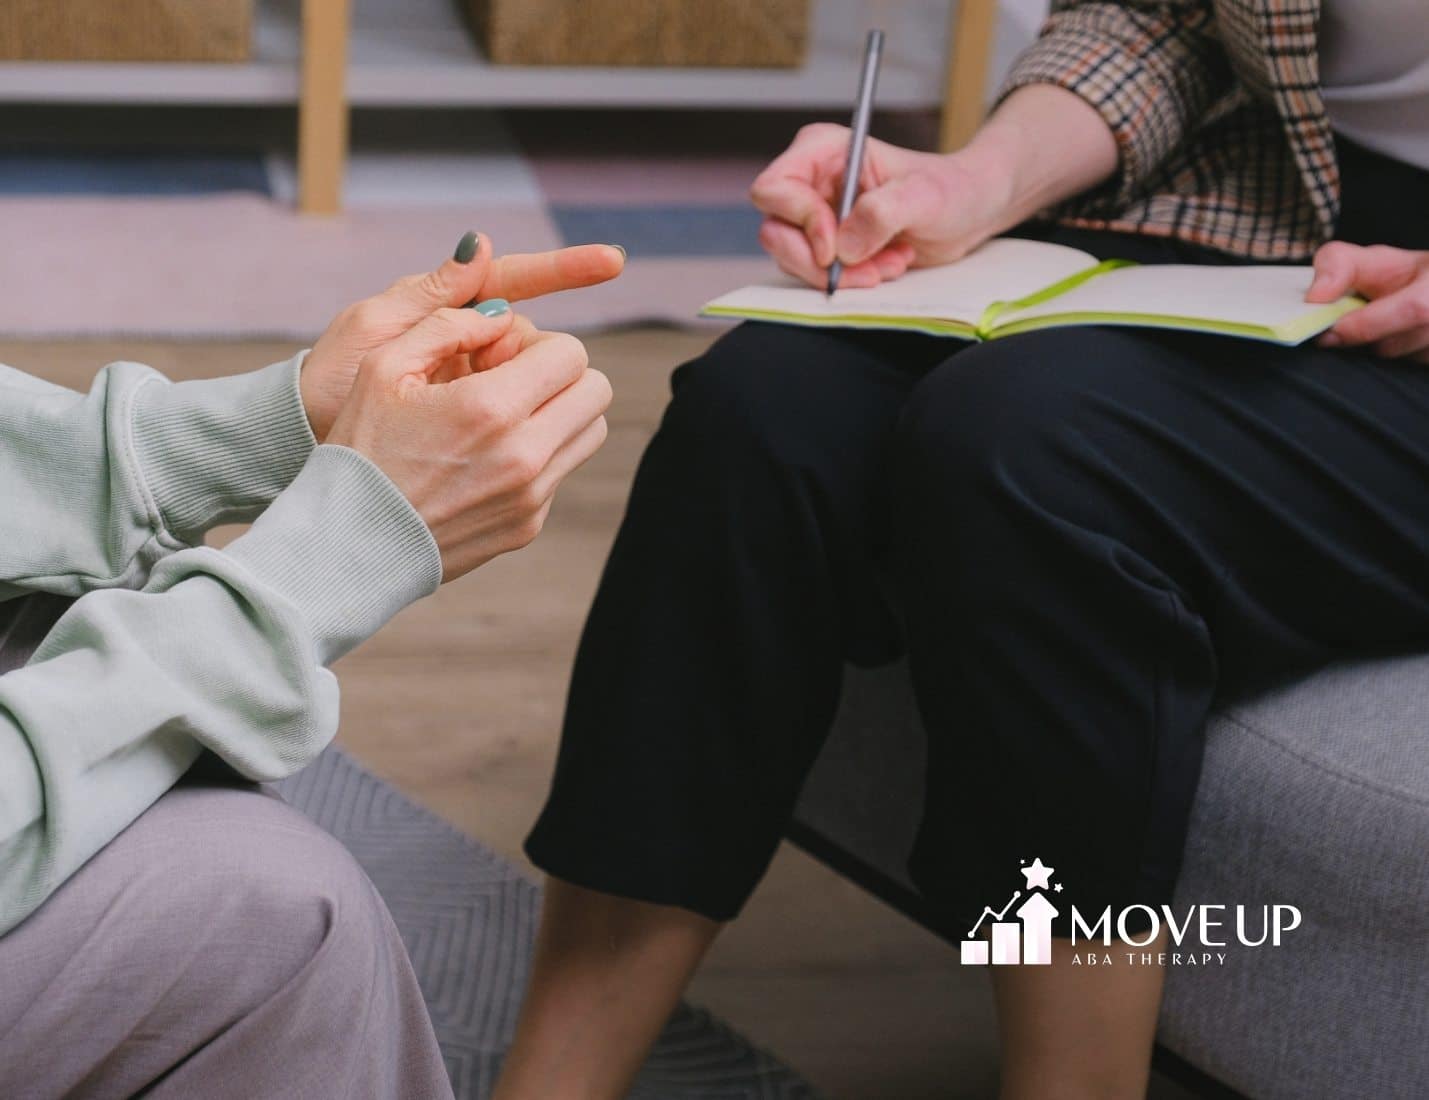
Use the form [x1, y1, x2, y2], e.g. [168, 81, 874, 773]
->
[0, 354, 443, 935]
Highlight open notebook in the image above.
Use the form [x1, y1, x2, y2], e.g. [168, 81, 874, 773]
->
[702, 237, 1361, 346]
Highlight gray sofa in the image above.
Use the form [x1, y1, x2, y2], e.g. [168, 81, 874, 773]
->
[790, 659, 1429, 1099]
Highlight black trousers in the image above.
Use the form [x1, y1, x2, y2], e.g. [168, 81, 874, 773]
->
[527, 139, 1429, 936]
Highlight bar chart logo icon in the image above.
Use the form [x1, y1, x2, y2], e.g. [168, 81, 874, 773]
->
[960, 857, 1060, 966]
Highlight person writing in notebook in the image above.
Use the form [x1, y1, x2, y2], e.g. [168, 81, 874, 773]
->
[495, 3, 1429, 1099]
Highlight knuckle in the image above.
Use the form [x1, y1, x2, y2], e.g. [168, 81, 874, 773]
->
[358, 347, 393, 377]
[435, 305, 476, 331]
[499, 442, 545, 488]
[348, 300, 384, 332]
[549, 331, 589, 372]
[796, 122, 838, 143]
[587, 369, 614, 411]
[860, 191, 894, 229]
[416, 270, 448, 302]
[469, 392, 521, 432]
[511, 514, 545, 549]
[425, 309, 469, 346]
[512, 479, 546, 515]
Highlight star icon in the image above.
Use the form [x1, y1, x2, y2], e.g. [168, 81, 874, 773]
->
[1021, 857, 1055, 891]
[1053, 883, 1064, 893]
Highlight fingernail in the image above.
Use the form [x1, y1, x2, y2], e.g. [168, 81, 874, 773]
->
[1319, 332, 1341, 347]
[453, 230, 481, 264]
[470, 297, 509, 317]
[610, 244, 627, 260]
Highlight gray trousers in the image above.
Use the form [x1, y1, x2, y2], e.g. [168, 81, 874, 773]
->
[0, 590, 454, 1100]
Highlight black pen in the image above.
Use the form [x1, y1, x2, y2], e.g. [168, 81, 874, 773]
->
[827, 29, 885, 297]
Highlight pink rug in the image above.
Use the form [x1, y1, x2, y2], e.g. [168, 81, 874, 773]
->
[0, 193, 776, 340]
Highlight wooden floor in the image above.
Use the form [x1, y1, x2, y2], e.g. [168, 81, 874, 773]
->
[3, 330, 1199, 1100]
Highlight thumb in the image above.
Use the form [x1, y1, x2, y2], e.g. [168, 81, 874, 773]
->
[367, 305, 516, 385]
[836, 173, 944, 265]
[392, 230, 496, 321]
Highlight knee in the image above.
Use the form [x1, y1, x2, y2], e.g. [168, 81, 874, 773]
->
[661, 322, 849, 471]
[893, 329, 1151, 522]
[147, 789, 399, 1015]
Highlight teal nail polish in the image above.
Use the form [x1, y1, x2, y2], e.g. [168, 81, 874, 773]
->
[471, 298, 509, 317]
[453, 230, 480, 264]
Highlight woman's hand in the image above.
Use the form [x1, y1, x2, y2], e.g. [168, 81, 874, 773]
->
[748, 86, 1118, 291]
[326, 307, 611, 582]
[1308, 242, 1429, 362]
[750, 124, 1011, 289]
[301, 233, 624, 440]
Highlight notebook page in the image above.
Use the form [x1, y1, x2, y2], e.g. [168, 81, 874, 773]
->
[702, 238, 1096, 325]
[999, 264, 1326, 331]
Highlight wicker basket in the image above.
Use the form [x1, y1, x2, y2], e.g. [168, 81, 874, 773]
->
[465, 0, 810, 68]
[0, 0, 252, 62]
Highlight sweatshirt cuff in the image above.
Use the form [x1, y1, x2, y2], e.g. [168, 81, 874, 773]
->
[225, 445, 442, 664]
[132, 353, 316, 543]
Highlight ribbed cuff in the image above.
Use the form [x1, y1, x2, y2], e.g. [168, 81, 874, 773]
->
[132, 353, 316, 543]
[225, 445, 442, 664]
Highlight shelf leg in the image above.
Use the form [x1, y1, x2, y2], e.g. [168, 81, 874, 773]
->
[298, 0, 351, 214]
[939, 0, 998, 153]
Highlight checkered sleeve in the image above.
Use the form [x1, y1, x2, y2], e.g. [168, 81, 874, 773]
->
[997, 1, 1233, 214]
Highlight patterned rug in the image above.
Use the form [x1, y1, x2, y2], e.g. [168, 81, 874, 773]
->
[272, 748, 819, 1100]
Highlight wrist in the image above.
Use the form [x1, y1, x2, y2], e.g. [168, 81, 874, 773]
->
[298, 348, 342, 443]
[974, 85, 1119, 221]
[132, 352, 316, 543]
[960, 111, 1040, 228]
[947, 128, 1022, 233]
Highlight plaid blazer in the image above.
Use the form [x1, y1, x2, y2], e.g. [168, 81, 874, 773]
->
[999, 0, 1338, 260]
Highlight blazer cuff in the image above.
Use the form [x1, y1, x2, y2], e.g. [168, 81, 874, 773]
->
[131, 353, 316, 544]
[224, 445, 442, 665]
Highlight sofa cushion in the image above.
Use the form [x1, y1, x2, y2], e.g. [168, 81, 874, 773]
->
[1163, 657, 1429, 1099]
[792, 657, 1429, 1099]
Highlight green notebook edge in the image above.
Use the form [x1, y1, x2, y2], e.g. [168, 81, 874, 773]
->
[985, 298, 1360, 346]
[700, 255, 1363, 347]
[699, 305, 978, 339]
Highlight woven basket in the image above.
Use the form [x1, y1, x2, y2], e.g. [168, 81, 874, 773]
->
[465, 0, 810, 68]
[0, 0, 252, 62]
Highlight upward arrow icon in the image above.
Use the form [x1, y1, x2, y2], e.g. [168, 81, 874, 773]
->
[1015, 892, 1059, 965]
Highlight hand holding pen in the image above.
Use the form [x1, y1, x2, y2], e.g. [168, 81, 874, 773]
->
[749, 30, 1021, 292]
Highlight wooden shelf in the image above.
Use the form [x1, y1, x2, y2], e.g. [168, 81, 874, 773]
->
[0, 0, 1022, 211]
[0, 0, 952, 109]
